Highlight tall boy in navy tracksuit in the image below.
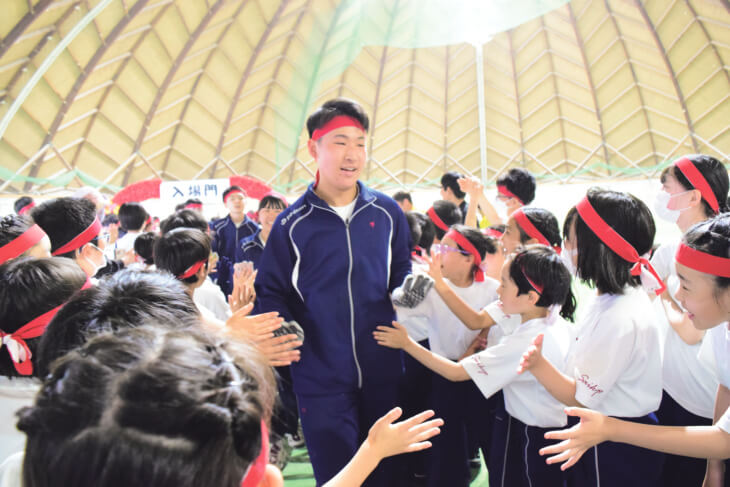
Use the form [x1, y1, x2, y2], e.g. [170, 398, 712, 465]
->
[255, 99, 412, 486]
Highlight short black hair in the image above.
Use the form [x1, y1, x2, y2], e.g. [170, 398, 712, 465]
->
[565, 188, 655, 295]
[0, 257, 87, 378]
[32, 197, 98, 259]
[509, 246, 576, 322]
[133, 232, 157, 266]
[35, 270, 197, 377]
[497, 168, 536, 205]
[393, 191, 412, 204]
[0, 214, 35, 249]
[102, 213, 119, 227]
[661, 154, 729, 217]
[160, 209, 209, 234]
[154, 229, 211, 285]
[440, 172, 465, 199]
[514, 208, 561, 248]
[405, 212, 422, 251]
[175, 198, 203, 211]
[222, 185, 245, 203]
[118, 202, 149, 232]
[682, 213, 730, 293]
[19, 324, 275, 487]
[14, 196, 34, 214]
[411, 212, 435, 251]
[258, 195, 288, 211]
[306, 98, 369, 138]
[428, 200, 462, 240]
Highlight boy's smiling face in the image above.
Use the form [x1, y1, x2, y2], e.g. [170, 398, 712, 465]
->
[308, 125, 366, 194]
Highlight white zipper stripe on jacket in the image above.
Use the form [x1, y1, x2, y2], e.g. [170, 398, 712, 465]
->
[288, 206, 315, 302]
[311, 199, 375, 388]
[371, 202, 393, 286]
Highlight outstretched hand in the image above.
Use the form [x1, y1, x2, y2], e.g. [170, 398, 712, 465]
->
[424, 252, 444, 284]
[365, 407, 443, 460]
[517, 333, 544, 374]
[373, 321, 411, 350]
[540, 407, 609, 470]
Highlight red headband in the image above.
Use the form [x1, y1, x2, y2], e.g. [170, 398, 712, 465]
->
[51, 217, 102, 256]
[445, 229, 484, 282]
[240, 420, 269, 487]
[311, 115, 365, 141]
[521, 267, 544, 294]
[0, 277, 91, 376]
[178, 259, 207, 280]
[512, 209, 561, 254]
[484, 228, 504, 239]
[17, 202, 35, 215]
[675, 243, 730, 278]
[498, 185, 523, 205]
[427, 207, 450, 232]
[0, 224, 47, 264]
[224, 190, 246, 205]
[576, 196, 666, 295]
[185, 203, 203, 210]
[675, 157, 719, 214]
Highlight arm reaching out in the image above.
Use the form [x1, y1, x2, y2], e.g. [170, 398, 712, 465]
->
[517, 333, 582, 408]
[425, 253, 494, 331]
[374, 321, 470, 382]
[539, 407, 730, 471]
[323, 408, 443, 487]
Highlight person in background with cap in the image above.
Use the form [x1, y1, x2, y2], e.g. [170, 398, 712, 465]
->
[255, 98, 412, 486]
[210, 185, 259, 297]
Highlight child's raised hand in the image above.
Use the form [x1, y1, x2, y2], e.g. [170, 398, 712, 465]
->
[539, 407, 609, 470]
[365, 407, 443, 460]
[226, 305, 283, 339]
[517, 333, 544, 374]
[373, 321, 410, 350]
[424, 252, 444, 284]
[257, 334, 302, 366]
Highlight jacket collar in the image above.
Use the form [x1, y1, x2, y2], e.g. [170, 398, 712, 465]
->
[305, 181, 375, 212]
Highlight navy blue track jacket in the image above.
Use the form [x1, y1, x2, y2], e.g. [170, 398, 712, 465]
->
[255, 182, 412, 395]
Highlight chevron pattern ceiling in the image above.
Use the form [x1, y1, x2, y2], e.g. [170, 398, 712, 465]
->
[0, 0, 728, 196]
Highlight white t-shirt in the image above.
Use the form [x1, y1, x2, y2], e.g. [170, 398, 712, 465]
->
[111, 230, 141, 258]
[194, 277, 231, 322]
[397, 278, 499, 360]
[462, 315, 572, 427]
[0, 377, 39, 464]
[651, 242, 717, 418]
[565, 287, 663, 417]
[331, 199, 358, 222]
[699, 323, 730, 433]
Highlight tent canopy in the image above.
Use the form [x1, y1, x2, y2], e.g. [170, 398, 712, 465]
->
[1, 0, 728, 196]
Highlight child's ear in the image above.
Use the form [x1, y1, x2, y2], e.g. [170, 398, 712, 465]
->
[525, 237, 540, 246]
[307, 138, 318, 159]
[528, 289, 541, 305]
[258, 464, 284, 487]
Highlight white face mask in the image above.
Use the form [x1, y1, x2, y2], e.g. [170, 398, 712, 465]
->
[82, 244, 107, 277]
[493, 198, 509, 220]
[560, 246, 578, 277]
[653, 190, 692, 223]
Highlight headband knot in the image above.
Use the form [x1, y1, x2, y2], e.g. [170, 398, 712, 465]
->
[575, 196, 666, 296]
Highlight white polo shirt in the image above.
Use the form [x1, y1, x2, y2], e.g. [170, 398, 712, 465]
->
[651, 241, 717, 418]
[699, 323, 730, 433]
[566, 286, 663, 417]
[397, 277, 499, 360]
[462, 315, 572, 427]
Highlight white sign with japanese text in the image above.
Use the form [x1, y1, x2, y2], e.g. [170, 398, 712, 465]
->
[159, 178, 229, 204]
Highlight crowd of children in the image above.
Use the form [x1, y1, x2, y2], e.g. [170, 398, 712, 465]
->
[0, 97, 728, 487]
